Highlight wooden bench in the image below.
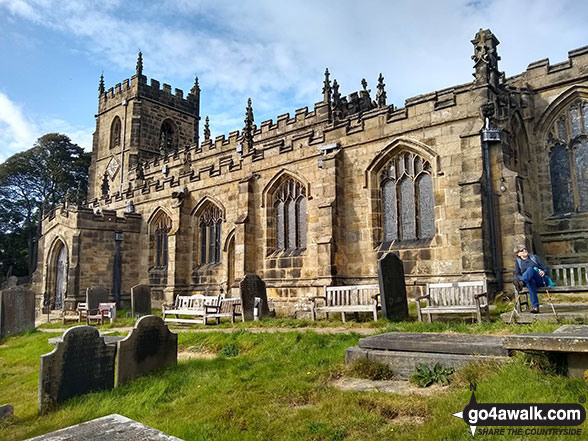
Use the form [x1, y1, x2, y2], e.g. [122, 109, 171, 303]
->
[61, 302, 88, 324]
[515, 264, 588, 311]
[204, 298, 245, 325]
[162, 295, 221, 324]
[417, 281, 489, 323]
[310, 285, 380, 322]
[86, 302, 117, 325]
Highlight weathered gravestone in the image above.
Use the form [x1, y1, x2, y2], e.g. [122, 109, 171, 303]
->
[377, 253, 409, 321]
[23, 414, 185, 441]
[131, 284, 152, 317]
[86, 286, 110, 310]
[0, 286, 36, 338]
[116, 315, 177, 387]
[0, 404, 14, 420]
[39, 326, 116, 414]
[239, 274, 270, 321]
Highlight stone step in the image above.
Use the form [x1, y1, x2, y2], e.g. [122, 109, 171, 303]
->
[346, 346, 509, 380]
[358, 332, 507, 356]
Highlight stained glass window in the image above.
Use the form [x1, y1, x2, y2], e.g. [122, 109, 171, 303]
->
[274, 178, 306, 251]
[199, 204, 223, 264]
[548, 100, 588, 215]
[380, 152, 434, 243]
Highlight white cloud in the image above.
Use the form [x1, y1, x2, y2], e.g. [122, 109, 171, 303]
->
[0, 92, 94, 163]
[0, 92, 37, 162]
[1, 0, 588, 139]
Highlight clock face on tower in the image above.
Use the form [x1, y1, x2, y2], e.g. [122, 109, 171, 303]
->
[106, 156, 120, 179]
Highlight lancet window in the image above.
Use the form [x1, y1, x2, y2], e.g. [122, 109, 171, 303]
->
[380, 152, 434, 242]
[274, 178, 307, 251]
[199, 204, 223, 264]
[151, 212, 171, 268]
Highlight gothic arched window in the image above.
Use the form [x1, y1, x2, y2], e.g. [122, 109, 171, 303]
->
[159, 119, 176, 153]
[380, 152, 434, 242]
[546, 101, 588, 215]
[273, 178, 306, 251]
[110, 116, 121, 149]
[199, 204, 223, 264]
[151, 211, 171, 268]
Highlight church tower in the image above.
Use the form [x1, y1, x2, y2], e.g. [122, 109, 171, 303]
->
[88, 52, 200, 200]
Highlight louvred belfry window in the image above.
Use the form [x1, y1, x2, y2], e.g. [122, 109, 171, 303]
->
[380, 152, 434, 242]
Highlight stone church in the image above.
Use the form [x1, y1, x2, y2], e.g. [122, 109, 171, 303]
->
[33, 29, 588, 315]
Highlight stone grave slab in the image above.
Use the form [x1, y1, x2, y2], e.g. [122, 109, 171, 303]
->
[377, 253, 408, 321]
[0, 286, 36, 338]
[0, 404, 13, 419]
[131, 284, 152, 317]
[240, 274, 269, 321]
[86, 286, 110, 310]
[503, 331, 588, 378]
[359, 332, 507, 356]
[346, 332, 509, 380]
[39, 326, 116, 414]
[116, 315, 177, 387]
[24, 414, 184, 441]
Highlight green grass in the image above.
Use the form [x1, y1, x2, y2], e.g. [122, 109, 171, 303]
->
[2, 326, 588, 441]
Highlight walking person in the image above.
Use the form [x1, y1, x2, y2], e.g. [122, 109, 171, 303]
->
[513, 245, 550, 314]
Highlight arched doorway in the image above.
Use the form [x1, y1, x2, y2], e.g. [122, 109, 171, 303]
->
[53, 243, 67, 310]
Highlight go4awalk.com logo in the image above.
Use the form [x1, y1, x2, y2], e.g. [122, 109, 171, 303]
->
[452, 384, 586, 437]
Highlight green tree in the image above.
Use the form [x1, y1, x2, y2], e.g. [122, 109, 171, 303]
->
[0, 133, 90, 280]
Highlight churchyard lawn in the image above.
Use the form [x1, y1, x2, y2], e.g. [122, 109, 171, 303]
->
[2, 313, 588, 441]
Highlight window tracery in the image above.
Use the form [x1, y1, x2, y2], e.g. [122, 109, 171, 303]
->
[380, 152, 434, 242]
[199, 204, 223, 264]
[273, 178, 306, 251]
[547, 100, 588, 215]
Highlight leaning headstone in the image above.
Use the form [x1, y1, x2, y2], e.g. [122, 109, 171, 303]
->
[86, 286, 110, 310]
[377, 253, 409, 321]
[0, 286, 36, 338]
[116, 315, 177, 387]
[131, 284, 152, 317]
[239, 274, 270, 321]
[23, 414, 185, 441]
[0, 404, 14, 419]
[39, 326, 116, 414]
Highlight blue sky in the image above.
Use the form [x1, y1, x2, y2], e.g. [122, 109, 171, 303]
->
[1, 0, 587, 162]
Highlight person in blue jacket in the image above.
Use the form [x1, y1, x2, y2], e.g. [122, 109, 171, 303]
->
[513, 245, 550, 314]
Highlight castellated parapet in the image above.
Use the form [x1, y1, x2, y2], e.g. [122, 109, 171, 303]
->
[36, 32, 588, 316]
[98, 74, 198, 115]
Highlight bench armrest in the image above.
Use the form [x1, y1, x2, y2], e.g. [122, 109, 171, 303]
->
[205, 304, 221, 313]
[474, 292, 488, 299]
[415, 294, 430, 301]
[372, 293, 381, 303]
[310, 296, 327, 305]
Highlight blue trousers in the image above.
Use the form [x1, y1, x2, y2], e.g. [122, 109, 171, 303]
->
[519, 267, 548, 308]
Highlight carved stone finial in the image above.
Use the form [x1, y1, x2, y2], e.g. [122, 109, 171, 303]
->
[190, 76, 200, 96]
[75, 182, 83, 206]
[332, 79, 344, 121]
[204, 116, 211, 141]
[101, 172, 110, 198]
[243, 98, 254, 152]
[98, 73, 105, 95]
[376, 73, 387, 108]
[471, 29, 501, 88]
[361, 78, 370, 93]
[322, 68, 332, 122]
[136, 51, 143, 76]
